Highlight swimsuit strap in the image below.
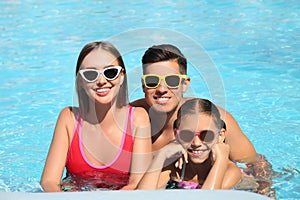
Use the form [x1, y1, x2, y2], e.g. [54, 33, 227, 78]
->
[128, 105, 134, 134]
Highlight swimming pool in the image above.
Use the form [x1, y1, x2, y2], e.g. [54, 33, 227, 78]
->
[0, 0, 299, 199]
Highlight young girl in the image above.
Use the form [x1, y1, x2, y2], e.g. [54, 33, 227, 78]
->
[138, 98, 241, 189]
[40, 41, 152, 192]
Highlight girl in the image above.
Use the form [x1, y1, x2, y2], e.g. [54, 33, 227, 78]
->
[40, 41, 152, 192]
[138, 98, 241, 189]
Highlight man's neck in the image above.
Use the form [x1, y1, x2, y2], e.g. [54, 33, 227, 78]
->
[149, 107, 178, 145]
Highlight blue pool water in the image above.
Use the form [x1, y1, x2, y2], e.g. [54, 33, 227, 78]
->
[0, 0, 299, 199]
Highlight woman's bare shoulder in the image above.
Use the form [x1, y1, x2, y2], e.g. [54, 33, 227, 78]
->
[59, 107, 78, 119]
[131, 106, 150, 126]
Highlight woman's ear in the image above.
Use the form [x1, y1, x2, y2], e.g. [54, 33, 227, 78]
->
[119, 73, 125, 86]
[182, 77, 190, 93]
[218, 128, 226, 143]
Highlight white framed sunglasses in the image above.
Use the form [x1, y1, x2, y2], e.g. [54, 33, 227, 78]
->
[79, 66, 123, 83]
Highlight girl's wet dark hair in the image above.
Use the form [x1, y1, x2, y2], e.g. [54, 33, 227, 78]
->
[75, 41, 128, 114]
[174, 98, 225, 130]
[142, 44, 187, 74]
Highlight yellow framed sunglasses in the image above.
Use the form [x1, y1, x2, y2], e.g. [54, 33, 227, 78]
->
[142, 74, 187, 89]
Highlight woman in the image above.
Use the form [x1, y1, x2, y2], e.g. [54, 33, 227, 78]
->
[138, 98, 241, 189]
[40, 41, 152, 192]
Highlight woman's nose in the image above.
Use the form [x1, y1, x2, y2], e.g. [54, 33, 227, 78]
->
[96, 74, 107, 85]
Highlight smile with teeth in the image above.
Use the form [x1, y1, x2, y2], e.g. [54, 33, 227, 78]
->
[188, 148, 207, 156]
[96, 88, 110, 92]
[95, 87, 111, 96]
[154, 96, 170, 104]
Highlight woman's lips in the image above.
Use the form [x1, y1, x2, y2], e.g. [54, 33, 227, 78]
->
[95, 87, 111, 96]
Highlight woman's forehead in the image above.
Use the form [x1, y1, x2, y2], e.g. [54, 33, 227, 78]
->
[81, 48, 118, 68]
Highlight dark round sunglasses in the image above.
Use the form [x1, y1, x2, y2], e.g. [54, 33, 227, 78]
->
[176, 129, 220, 144]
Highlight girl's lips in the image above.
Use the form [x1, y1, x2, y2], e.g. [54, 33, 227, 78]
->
[95, 87, 111, 96]
[187, 148, 208, 157]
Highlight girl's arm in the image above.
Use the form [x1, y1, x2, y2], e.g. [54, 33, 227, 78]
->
[138, 140, 185, 189]
[40, 107, 74, 192]
[121, 107, 152, 190]
[202, 142, 241, 189]
[137, 152, 170, 189]
[222, 161, 242, 189]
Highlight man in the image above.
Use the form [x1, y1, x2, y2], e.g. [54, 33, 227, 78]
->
[132, 44, 258, 161]
[131, 44, 274, 195]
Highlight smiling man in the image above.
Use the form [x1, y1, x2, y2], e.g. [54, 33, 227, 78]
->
[131, 44, 274, 195]
[132, 44, 261, 162]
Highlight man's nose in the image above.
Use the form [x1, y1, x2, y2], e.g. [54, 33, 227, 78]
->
[156, 78, 168, 92]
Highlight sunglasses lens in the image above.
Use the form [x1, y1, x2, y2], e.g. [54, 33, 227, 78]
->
[103, 68, 120, 80]
[82, 70, 98, 82]
[165, 75, 181, 88]
[145, 76, 159, 88]
[178, 130, 195, 143]
[199, 130, 215, 143]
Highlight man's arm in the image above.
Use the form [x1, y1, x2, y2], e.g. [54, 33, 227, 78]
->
[217, 106, 274, 193]
[217, 107, 257, 162]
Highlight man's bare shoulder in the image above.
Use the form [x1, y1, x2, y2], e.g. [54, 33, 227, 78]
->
[130, 98, 149, 110]
[180, 97, 195, 105]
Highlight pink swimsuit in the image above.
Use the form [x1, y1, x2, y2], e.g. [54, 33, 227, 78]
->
[65, 106, 134, 190]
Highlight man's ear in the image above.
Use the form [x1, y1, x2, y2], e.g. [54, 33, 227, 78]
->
[218, 128, 226, 143]
[182, 77, 190, 92]
[142, 79, 146, 93]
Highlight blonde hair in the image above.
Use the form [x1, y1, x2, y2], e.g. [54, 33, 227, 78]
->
[75, 41, 128, 115]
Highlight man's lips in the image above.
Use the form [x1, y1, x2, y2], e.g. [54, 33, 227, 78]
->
[154, 96, 171, 104]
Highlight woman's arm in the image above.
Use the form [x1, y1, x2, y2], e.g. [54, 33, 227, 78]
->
[40, 107, 74, 192]
[121, 107, 152, 190]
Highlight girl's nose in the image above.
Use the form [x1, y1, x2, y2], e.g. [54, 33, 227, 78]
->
[192, 135, 203, 146]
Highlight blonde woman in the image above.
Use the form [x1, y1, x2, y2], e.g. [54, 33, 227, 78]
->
[41, 41, 152, 192]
